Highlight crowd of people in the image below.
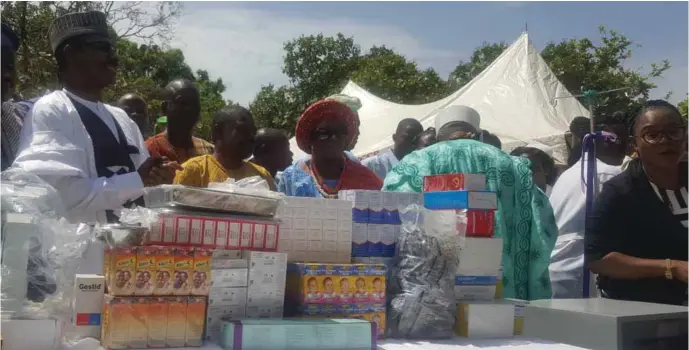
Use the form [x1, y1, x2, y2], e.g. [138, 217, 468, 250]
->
[1, 11, 687, 304]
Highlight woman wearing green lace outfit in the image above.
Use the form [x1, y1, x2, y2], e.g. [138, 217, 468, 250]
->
[382, 106, 557, 300]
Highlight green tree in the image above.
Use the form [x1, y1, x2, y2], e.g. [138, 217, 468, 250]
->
[253, 34, 452, 134]
[250, 84, 302, 135]
[1, 1, 183, 97]
[541, 27, 670, 116]
[351, 46, 450, 104]
[449, 42, 508, 89]
[282, 33, 361, 107]
[678, 97, 688, 122]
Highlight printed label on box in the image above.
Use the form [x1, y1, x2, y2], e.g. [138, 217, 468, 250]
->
[176, 218, 190, 244]
[253, 224, 266, 249]
[228, 223, 241, 248]
[215, 222, 228, 248]
[202, 220, 216, 246]
[149, 223, 162, 244]
[265, 225, 278, 249]
[189, 219, 203, 245]
[163, 217, 176, 244]
[241, 223, 253, 248]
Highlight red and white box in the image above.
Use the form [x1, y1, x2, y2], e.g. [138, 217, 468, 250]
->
[423, 174, 486, 192]
[459, 210, 496, 238]
[147, 210, 280, 251]
[436, 210, 495, 237]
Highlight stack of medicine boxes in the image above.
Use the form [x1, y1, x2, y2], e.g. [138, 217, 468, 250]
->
[338, 190, 423, 268]
[422, 174, 518, 339]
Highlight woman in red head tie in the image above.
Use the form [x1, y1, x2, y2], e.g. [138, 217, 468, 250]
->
[278, 99, 382, 198]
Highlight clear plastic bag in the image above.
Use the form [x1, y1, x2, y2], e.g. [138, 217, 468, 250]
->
[1, 169, 91, 343]
[387, 204, 461, 339]
[143, 176, 284, 217]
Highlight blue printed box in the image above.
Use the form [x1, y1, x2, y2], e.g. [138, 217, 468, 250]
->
[454, 275, 499, 301]
[424, 190, 498, 211]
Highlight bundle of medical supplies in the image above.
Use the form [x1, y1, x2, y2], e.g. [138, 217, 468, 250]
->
[422, 173, 524, 339]
[1, 168, 536, 350]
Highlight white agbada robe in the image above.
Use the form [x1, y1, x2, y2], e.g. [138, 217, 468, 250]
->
[548, 156, 623, 298]
[361, 148, 398, 181]
[14, 89, 148, 225]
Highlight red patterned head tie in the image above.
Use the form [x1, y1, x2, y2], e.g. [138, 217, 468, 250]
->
[295, 99, 358, 154]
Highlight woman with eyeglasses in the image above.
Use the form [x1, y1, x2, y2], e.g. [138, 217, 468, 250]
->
[585, 100, 688, 305]
[278, 99, 383, 198]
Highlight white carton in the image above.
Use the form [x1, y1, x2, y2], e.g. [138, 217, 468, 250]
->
[322, 219, 338, 232]
[292, 229, 308, 241]
[382, 192, 398, 213]
[457, 237, 503, 276]
[307, 228, 323, 241]
[456, 301, 515, 338]
[368, 191, 383, 214]
[292, 240, 308, 253]
[210, 268, 248, 288]
[323, 229, 338, 242]
[208, 287, 248, 307]
[74, 274, 105, 339]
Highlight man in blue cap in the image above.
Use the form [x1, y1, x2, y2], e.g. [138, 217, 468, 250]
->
[14, 11, 180, 224]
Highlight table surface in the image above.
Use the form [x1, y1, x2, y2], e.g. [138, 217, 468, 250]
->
[121, 337, 589, 350]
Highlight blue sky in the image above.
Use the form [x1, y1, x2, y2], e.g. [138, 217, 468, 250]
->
[170, 1, 688, 105]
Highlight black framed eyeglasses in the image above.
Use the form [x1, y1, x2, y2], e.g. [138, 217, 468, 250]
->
[312, 128, 347, 141]
[640, 127, 686, 144]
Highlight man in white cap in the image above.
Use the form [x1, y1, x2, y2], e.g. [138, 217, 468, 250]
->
[435, 105, 482, 141]
[14, 11, 180, 224]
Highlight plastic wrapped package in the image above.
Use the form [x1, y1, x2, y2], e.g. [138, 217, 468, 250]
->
[387, 204, 462, 339]
[143, 176, 284, 217]
[119, 206, 281, 251]
[1, 169, 93, 347]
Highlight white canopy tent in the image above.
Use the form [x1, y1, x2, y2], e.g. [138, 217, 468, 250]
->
[288, 33, 589, 164]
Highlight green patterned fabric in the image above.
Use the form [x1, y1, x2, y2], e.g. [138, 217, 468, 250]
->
[383, 139, 557, 300]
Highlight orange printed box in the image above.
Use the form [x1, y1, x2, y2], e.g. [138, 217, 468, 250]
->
[173, 248, 193, 295]
[166, 297, 187, 348]
[135, 246, 156, 296]
[101, 295, 132, 350]
[154, 247, 174, 296]
[129, 297, 149, 348]
[109, 248, 136, 296]
[191, 248, 211, 296]
[147, 297, 168, 348]
[185, 296, 206, 347]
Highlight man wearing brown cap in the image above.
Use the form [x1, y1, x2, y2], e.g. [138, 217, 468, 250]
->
[14, 11, 180, 224]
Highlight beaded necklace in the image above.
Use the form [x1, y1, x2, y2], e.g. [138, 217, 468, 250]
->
[309, 157, 347, 198]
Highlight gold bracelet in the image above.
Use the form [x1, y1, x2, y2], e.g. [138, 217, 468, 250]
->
[665, 259, 674, 280]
